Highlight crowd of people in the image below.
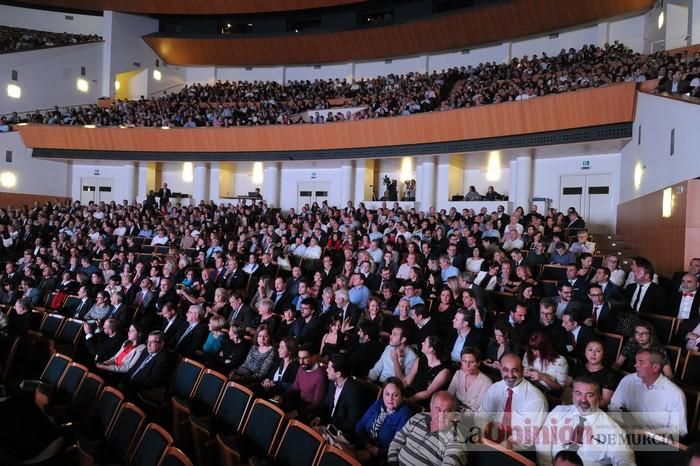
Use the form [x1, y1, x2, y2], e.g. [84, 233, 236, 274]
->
[4, 42, 698, 129]
[0, 193, 698, 465]
[0, 25, 101, 54]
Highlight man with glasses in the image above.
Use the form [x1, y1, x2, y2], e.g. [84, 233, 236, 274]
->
[582, 284, 616, 333]
[604, 255, 626, 288]
[536, 376, 633, 466]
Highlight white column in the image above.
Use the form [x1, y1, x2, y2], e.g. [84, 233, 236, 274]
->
[136, 162, 148, 203]
[691, 0, 700, 44]
[263, 162, 280, 207]
[192, 163, 209, 204]
[514, 154, 533, 210]
[419, 157, 436, 212]
[508, 159, 518, 210]
[208, 162, 220, 203]
[435, 155, 452, 206]
[353, 159, 368, 206]
[122, 162, 136, 204]
[340, 163, 354, 206]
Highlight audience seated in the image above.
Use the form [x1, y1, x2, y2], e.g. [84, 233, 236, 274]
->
[0, 25, 101, 54]
[0, 194, 699, 464]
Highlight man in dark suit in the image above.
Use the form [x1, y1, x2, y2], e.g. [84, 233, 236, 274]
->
[271, 276, 294, 314]
[448, 308, 485, 364]
[522, 298, 565, 345]
[446, 244, 465, 272]
[412, 304, 438, 344]
[582, 284, 617, 333]
[290, 298, 325, 353]
[559, 306, 594, 359]
[333, 289, 361, 328]
[157, 183, 172, 208]
[106, 291, 133, 329]
[558, 264, 589, 303]
[625, 260, 666, 314]
[668, 258, 700, 293]
[173, 304, 209, 357]
[666, 273, 700, 320]
[159, 302, 187, 349]
[83, 318, 124, 365]
[348, 322, 385, 378]
[593, 267, 622, 300]
[66, 285, 94, 320]
[124, 330, 173, 394]
[255, 253, 277, 279]
[311, 354, 364, 441]
[223, 257, 247, 291]
[226, 291, 255, 329]
[320, 255, 340, 289]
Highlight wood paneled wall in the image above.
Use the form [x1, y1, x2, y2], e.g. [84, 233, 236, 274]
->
[0, 193, 70, 210]
[10, 0, 364, 14]
[142, 0, 654, 65]
[617, 179, 700, 277]
[17, 81, 637, 153]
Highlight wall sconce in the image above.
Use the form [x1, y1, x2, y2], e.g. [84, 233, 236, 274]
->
[153, 69, 162, 81]
[633, 162, 644, 190]
[0, 172, 17, 188]
[114, 80, 120, 90]
[252, 162, 264, 184]
[182, 162, 193, 182]
[658, 11, 665, 29]
[662, 187, 673, 218]
[76, 78, 89, 93]
[486, 151, 501, 181]
[6, 84, 21, 99]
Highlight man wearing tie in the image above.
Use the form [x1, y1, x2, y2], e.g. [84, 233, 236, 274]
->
[68, 285, 93, 320]
[560, 307, 594, 359]
[227, 291, 255, 330]
[625, 259, 666, 314]
[582, 285, 616, 333]
[124, 330, 172, 395]
[478, 353, 548, 449]
[173, 305, 208, 357]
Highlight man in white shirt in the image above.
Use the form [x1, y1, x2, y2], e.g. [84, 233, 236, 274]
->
[477, 353, 548, 448]
[302, 236, 322, 260]
[608, 348, 687, 437]
[604, 255, 626, 288]
[536, 376, 634, 466]
[368, 326, 418, 383]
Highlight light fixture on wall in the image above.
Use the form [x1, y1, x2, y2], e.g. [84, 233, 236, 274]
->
[658, 11, 665, 29]
[76, 78, 89, 93]
[399, 157, 413, 183]
[252, 162, 264, 184]
[0, 172, 17, 188]
[662, 187, 673, 218]
[486, 151, 501, 181]
[153, 69, 162, 81]
[6, 84, 21, 99]
[114, 80, 120, 90]
[633, 162, 644, 190]
[182, 162, 194, 182]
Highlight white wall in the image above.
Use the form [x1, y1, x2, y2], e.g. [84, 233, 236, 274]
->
[0, 132, 70, 196]
[216, 67, 284, 84]
[285, 63, 353, 83]
[620, 92, 700, 203]
[103, 11, 185, 98]
[666, 3, 690, 49]
[71, 162, 137, 201]
[186, 67, 216, 86]
[511, 26, 598, 58]
[463, 168, 511, 197]
[608, 15, 646, 53]
[355, 56, 427, 79]
[0, 42, 103, 114]
[0, 4, 103, 36]
[429, 43, 510, 72]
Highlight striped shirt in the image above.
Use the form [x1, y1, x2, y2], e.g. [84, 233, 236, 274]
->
[388, 413, 467, 466]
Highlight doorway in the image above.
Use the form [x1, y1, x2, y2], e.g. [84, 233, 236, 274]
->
[80, 177, 114, 205]
[558, 174, 612, 233]
[297, 182, 330, 210]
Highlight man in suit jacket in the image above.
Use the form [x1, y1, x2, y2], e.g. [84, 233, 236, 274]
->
[159, 303, 187, 349]
[157, 183, 172, 208]
[67, 285, 94, 320]
[594, 267, 622, 300]
[311, 354, 364, 441]
[668, 258, 700, 293]
[84, 318, 124, 365]
[662, 70, 689, 94]
[448, 308, 486, 363]
[558, 265, 589, 303]
[625, 260, 666, 314]
[666, 273, 700, 320]
[106, 291, 133, 329]
[333, 289, 361, 328]
[412, 304, 438, 345]
[271, 277, 294, 314]
[226, 291, 255, 329]
[124, 330, 173, 394]
[582, 284, 617, 333]
[173, 304, 209, 357]
[559, 306, 594, 359]
[223, 258, 247, 291]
